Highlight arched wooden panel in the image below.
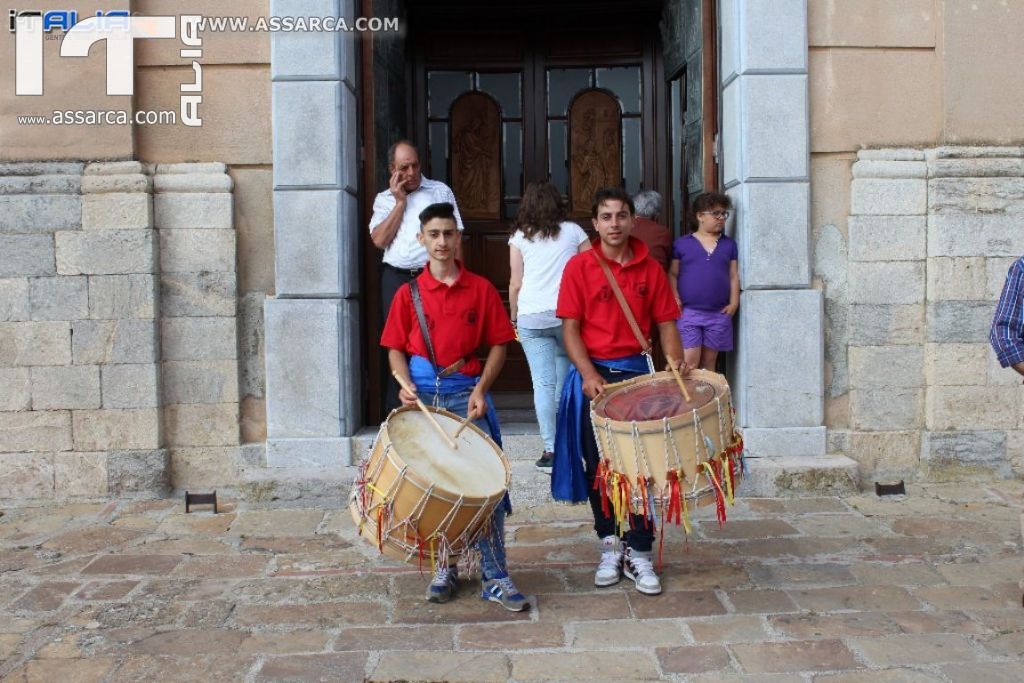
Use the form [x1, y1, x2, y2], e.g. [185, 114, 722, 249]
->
[449, 92, 502, 220]
[568, 89, 622, 216]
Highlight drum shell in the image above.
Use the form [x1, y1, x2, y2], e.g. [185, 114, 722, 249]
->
[591, 369, 738, 503]
[349, 405, 510, 564]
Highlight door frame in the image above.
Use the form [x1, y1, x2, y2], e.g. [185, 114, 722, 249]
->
[362, 1, 682, 421]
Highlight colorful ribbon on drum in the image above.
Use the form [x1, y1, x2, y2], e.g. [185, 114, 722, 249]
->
[591, 432, 746, 567]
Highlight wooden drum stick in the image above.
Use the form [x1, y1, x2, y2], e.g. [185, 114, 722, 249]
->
[668, 359, 693, 403]
[453, 414, 473, 439]
[391, 371, 458, 450]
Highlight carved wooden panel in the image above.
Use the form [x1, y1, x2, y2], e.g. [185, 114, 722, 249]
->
[568, 89, 622, 216]
[450, 92, 502, 220]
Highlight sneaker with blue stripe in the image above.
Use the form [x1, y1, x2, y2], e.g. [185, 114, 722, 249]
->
[425, 565, 458, 603]
[480, 574, 529, 612]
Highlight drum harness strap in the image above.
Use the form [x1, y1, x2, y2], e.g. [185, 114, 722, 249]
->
[410, 280, 467, 403]
[591, 250, 656, 375]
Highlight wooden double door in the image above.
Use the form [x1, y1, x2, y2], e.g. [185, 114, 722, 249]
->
[408, 4, 669, 393]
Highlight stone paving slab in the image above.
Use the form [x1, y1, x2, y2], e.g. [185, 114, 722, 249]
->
[0, 482, 1021, 681]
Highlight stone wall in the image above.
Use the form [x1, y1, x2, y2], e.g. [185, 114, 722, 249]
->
[153, 164, 247, 491]
[822, 147, 1024, 482]
[0, 161, 246, 502]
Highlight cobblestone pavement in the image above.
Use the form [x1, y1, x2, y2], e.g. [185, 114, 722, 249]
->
[1, 482, 1022, 682]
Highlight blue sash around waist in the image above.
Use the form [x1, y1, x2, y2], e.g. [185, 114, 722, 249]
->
[551, 354, 650, 503]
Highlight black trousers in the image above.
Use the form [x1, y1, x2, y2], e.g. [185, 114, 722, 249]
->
[582, 364, 655, 552]
[380, 264, 422, 413]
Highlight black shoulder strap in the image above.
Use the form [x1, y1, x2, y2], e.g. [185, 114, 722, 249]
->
[409, 280, 438, 370]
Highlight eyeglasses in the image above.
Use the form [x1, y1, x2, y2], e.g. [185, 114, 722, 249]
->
[699, 211, 730, 219]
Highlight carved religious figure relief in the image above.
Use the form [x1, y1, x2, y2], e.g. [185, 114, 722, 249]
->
[450, 92, 502, 219]
[569, 89, 622, 216]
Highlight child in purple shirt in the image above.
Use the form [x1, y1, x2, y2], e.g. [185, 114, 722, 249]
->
[669, 193, 740, 371]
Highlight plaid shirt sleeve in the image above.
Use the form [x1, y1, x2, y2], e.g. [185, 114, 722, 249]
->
[989, 256, 1024, 368]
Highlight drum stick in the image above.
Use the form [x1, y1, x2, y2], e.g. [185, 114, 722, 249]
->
[391, 371, 458, 450]
[668, 360, 693, 403]
[453, 414, 473, 439]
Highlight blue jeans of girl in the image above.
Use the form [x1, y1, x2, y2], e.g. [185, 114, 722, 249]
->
[518, 325, 570, 453]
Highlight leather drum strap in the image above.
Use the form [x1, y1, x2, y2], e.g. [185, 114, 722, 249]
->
[592, 249, 651, 355]
[410, 280, 465, 379]
[410, 280, 439, 369]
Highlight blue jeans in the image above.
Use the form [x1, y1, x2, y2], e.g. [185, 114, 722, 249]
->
[417, 387, 509, 580]
[518, 325, 570, 452]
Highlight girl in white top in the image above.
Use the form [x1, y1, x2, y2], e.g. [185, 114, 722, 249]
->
[508, 182, 591, 472]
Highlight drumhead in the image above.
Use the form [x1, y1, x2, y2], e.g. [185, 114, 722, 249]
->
[387, 409, 507, 498]
[596, 375, 718, 421]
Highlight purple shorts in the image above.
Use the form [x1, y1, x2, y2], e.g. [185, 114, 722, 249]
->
[677, 308, 734, 351]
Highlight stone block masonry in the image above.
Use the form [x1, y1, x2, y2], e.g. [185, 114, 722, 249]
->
[0, 161, 242, 502]
[835, 147, 1024, 482]
[154, 164, 241, 490]
[1, 163, 164, 500]
[153, 163, 243, 490]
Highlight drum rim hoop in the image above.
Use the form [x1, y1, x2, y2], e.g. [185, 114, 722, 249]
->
[590, 368, 732, 431]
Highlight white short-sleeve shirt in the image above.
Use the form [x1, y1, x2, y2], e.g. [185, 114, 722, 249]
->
[368, 177, 465, 269]
[509, 221, 589, 317]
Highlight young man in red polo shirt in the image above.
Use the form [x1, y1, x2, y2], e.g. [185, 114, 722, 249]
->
[553, 187, 686, 596]
[381, 202, 527, 612]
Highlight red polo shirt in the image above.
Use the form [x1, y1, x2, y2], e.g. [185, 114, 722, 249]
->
[381, 262, 515, 376]
[557, 237, 680, 359]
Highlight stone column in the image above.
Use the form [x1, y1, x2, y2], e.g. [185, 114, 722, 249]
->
[719, 1, 827, 459]
[845, 151, 928, 481]
[921, 147, 1024, 480]
[154, 163, 243, 487]
[717, 1, 857, 491]
[266, 0, 361, 469]
[75, 162, 167, 496]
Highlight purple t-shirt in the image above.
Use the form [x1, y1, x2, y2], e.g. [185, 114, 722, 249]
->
[672, 234, 738, 311]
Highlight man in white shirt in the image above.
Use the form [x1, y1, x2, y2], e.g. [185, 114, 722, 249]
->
[369, 140, 464, 409]
[370, 140, 465, 317]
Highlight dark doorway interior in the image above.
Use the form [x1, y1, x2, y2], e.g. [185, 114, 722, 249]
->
[362, 0, 718, 424]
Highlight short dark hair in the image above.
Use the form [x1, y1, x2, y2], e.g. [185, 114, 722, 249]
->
[692, 192, 732, 215]
[689, 192, 732, 232]
[419, 202, 456, 228]
[591, 187, 635, 218]
[387, 139, 418, 168]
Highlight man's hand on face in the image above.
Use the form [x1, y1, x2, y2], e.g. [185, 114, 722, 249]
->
[389, 170, 409, 201]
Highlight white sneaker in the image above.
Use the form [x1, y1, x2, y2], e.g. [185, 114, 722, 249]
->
[623, 548, 662, 595]
[594, 535, 623, 587]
